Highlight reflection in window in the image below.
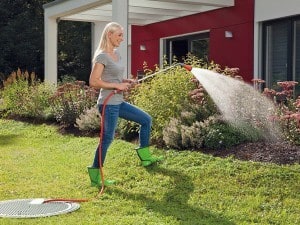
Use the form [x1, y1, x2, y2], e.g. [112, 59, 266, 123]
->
[263, 17, 300, 96]
[265, 20, 289, 90]
[165, 32, 209, 65]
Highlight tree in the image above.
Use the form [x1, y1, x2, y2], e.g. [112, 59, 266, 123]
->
[0, 0, 91, 83]
[58, 20, 91, 83]
[0, 0, 51, 79]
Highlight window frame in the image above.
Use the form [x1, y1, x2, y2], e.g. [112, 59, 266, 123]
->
[262, 16, 300, 90]
[163, 32, 210, 65]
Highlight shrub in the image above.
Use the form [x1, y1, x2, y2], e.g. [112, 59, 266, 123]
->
[59, 75, 77, 85]
[182, 116, 218, 149]
[162, 117, 183, 149]
[263, 81, 300, 144]
[164, 113, 261, 150]
[129, 63, 196, 142]
[163, 115, 216, 150]
[1, 69, 55, 120]
[161, 95, 218, 150]
[161, 55, 266, 150]
[117, 119, 139, 142]
[203, 122, 251, 149]
[163, 115, 221, 150]
[75, 105, 100, 132]
[122, 54, 278, 150]
[50, 81, 98, 128]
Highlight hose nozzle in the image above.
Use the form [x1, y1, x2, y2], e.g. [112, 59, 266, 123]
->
[178, 63, 192, 71]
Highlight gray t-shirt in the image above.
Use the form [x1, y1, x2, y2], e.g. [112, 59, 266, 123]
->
[95, 51, 125, 105]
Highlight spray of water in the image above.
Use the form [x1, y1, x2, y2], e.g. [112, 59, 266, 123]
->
[190, 68, 282, 141]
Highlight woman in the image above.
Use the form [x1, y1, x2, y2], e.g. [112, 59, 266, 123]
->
[88, 22, 163, 187]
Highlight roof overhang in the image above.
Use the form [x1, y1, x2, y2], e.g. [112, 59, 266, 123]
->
[44, 0, 235, 25]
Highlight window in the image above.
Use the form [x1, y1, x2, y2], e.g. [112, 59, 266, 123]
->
[263, 16, 300, 95]
[295, 20, 300, 95]
[164, 32, 209, 65]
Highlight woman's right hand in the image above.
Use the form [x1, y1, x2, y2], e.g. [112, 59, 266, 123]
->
[116, 82, 131, 91]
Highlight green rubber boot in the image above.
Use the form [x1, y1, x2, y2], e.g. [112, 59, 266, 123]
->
[136, 147, 164, 167]
[87, 167, 116, 187]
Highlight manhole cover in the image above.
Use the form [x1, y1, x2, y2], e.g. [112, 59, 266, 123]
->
[0, 199, 80, 218]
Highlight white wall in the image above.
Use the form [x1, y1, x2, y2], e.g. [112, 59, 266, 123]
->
[255, 0, 300, 22]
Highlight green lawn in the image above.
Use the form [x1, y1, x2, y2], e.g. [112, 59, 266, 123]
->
[0, 119, 299, 225]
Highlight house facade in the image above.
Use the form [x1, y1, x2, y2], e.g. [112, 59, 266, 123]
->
[131, 0, 254, 81]
[254, 0, 300, 94]
[43, 0, 300, 90]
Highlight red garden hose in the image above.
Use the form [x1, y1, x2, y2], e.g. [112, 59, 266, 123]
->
[44, 90, 119, 204]
[96, 90, 119, 197]
[43, 64, 191, 204]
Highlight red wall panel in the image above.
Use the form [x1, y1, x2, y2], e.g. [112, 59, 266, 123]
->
[131, 0, 254, 82]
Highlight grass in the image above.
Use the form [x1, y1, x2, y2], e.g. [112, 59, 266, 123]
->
[0, 118, 299, 225]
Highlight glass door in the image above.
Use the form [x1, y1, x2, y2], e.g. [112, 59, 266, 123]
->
[264, 20, 290, 90]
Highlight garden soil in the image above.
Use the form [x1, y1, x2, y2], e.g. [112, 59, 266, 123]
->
[204, 141, 300, 165]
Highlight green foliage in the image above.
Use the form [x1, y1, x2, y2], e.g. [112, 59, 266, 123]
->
[1, 69, 55, 119]
[129, 64, 196, 142]
[160, 55, 267, 150]
[204, 122, 249, 149]
[58, 21, 92, 83]
[75, 105, 100, 132]
[1, 70, 29, 116]
[59, 74, 77, 85]
[127, 55, 255, 150]
[163, 114, 250, 150]
[0, 1, 91, 82]
[263, 81, 300, 145]
[50, 81, 98, 127]
[0, 0, 53, 78]
[117, 119, 139, 142]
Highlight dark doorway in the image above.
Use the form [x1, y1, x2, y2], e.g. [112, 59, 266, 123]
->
[172, 40, 188, 62]
[165, 32, 209, 65]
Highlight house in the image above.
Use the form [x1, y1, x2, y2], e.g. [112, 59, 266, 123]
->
[43, 0, 300, 93]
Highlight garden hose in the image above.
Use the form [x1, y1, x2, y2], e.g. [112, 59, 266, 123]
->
[95, 64, 189, 196]
[40, 63, 190, 204]
[40, 91, 117, 204]
[96, 90, 119, 197]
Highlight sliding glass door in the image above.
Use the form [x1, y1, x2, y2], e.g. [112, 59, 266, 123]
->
[263, 16, 300, 95]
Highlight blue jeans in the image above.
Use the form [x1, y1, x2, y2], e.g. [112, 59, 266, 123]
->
[92, 101, 152, 167]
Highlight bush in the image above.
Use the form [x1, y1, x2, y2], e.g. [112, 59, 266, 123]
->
[263, 81, 300, 145]
[161, 95, 218, 150]
[203, 122, 249, 149]
[181, 116, 217, 149]
[59, 75, 77, 85]
[163, 116, 214, 150]
[75, 105, 100, 132]
[1, 69, 55, 120]
[126, 55, 250, 148]
[117, 119, 139, 142]
[129, 63, 196, 142]
[50, 81, 98, 128]
[163, 113, 262, 150]
[163, 115, 215, 150]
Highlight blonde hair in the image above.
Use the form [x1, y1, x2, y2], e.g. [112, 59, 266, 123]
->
[92, 22, 123, 63]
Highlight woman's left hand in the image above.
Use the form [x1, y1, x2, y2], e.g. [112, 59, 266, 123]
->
[122, 79, 137, 91]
